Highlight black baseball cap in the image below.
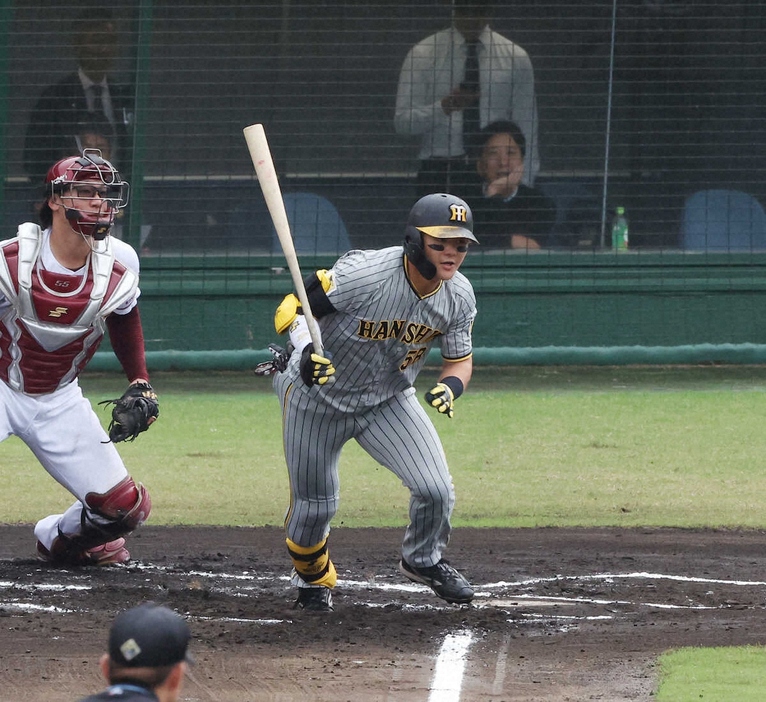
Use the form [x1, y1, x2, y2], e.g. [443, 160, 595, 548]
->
[108, 603, 192, 668]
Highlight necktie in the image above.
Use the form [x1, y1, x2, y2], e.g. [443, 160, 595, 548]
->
[88, 85, 104, 116]
[462, 41, 481, 155]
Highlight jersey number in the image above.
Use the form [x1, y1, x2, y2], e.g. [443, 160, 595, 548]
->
[400, 347, 427, 371]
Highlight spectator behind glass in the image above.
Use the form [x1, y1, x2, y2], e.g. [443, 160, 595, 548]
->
[24, 8, 134, 183]
[467, 120, 556, 250]
[74, 114, 115, 162]
[76, 603, 192, 702]
[395, 0, 539, 198]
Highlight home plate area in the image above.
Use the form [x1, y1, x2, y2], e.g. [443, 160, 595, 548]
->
[2, 525, 766, 701]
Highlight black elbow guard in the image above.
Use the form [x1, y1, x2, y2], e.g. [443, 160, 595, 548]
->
[305, 270, 336, 319]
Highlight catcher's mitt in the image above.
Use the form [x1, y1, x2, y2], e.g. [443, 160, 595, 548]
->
[100, 382, 160, 443]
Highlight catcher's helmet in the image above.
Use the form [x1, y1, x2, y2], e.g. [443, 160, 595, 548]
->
[404, 193, 477, 279]
[44, 149, 129, 240]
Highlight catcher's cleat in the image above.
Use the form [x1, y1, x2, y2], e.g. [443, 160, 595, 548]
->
[37, 538, 130, 566]
[399, 558, 474, 604]
[294, 587, 334, 612]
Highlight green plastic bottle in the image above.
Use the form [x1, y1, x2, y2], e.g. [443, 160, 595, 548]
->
[611, 207, 629, 251]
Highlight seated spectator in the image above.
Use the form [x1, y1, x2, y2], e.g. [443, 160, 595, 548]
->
[74, 113, 115, 162]
[466, 120, 556, 249]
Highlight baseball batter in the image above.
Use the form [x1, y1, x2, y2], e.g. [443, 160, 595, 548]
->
[270, 192, 478, 611]
[0, 150, 156, 566]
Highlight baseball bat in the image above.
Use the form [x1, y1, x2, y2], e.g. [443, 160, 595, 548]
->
[243, 123, 323, 353]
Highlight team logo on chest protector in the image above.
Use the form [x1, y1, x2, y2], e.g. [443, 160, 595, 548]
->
[35, 269, 87, 323]
[0, 224, 138, 394]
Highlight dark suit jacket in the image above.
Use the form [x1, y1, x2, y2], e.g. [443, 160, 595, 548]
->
[467, 182, 557, 249]
[24, 72, 135, 184]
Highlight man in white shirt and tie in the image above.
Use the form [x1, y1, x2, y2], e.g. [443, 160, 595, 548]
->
[395, 0, 539, 198]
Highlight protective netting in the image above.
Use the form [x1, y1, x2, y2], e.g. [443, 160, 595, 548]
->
[3, 1, 766, 359]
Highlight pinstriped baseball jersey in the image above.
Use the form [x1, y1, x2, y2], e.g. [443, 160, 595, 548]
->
[275, 244, 476, 572]
[282, 246, 476, 412]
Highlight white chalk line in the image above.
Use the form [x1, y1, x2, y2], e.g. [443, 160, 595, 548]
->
[137, 564, 766, 589]
[0, 568, 760, 620]
[0, 580, 89, 591]
[194, 615, 289, 625]
[0, 602, 75, 613]
[491, 633, 511, 695]
[428, 630, 474, 702]
[489, 572, 766, 588]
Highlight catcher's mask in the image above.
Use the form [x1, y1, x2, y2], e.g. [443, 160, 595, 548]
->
[403, 193, 478, 279]
[45, 149, 129, 240]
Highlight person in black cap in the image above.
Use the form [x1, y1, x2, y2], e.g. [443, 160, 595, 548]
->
[77, 602, 192, 702]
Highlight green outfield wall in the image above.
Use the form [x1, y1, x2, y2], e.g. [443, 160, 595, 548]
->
[86, 251, 766, 370]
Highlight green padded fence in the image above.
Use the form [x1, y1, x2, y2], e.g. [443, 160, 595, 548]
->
[85, 250, 766, 370]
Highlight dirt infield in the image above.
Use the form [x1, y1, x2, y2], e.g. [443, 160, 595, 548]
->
[2, 525, 766, 701]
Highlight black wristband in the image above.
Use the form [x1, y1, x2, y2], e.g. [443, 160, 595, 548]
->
[440, 376, 464, 399]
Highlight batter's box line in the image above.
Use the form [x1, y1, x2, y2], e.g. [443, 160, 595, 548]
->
[486, 571, 766, 588]
[132, 565, 766, 590]
[480, 592, 716, 611]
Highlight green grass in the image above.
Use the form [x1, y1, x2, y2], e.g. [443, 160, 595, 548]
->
[4, 365, 766, 695]
[4, 365, 766, 528]
[453, 389, 766, 527]
[656, 646, 766, 701]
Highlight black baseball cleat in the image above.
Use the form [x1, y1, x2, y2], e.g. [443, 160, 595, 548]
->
[295, 587, 334, 612]
[399, 558, 474, 604]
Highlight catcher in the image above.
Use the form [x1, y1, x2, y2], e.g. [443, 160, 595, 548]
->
[0, 150, 158, 566]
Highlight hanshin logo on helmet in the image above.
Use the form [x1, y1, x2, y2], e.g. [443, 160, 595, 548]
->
[449, 203, 469, 224]
[408, 193, 478, 243]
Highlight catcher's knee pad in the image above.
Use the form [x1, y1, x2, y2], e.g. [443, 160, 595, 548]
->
[47, 478, 151, 562]
[286, 536, 337, 588]
[84, 476, 152, 535]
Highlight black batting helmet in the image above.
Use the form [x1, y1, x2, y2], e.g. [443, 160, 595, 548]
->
[404, 193, 477, 279]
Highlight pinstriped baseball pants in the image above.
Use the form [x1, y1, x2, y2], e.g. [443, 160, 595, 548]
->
[275, 373, 455, 567]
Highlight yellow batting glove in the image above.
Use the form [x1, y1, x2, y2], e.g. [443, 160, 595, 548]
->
[425, 382, 455, 419]
[299, 344, 336, 386]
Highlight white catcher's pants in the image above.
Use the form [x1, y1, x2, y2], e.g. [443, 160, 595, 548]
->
[0, 379, 129, 549]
